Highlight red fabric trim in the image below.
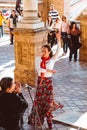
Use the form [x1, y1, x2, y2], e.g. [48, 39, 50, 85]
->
[40, 56, 50, 78]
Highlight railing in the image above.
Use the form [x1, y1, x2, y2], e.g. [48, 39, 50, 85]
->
[70, 0, 80, 6]
[0, 0, 15, 1]
[0, 0, 43, 3]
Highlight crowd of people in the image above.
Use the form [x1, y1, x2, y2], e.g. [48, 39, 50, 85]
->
[0, 0, 23, 45]
[28, 4, 82, 130]
[46, 4, 81, 62]
[0, 3, 81, 61]
[0, 3, 82, 130]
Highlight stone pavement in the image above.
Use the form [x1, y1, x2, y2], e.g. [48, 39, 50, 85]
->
[0, 34, 87, 130]
[0, 34, 14, 79]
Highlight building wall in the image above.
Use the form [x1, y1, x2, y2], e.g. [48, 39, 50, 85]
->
[0, 0, 70, 21]
[47, 0, 64, 17]
[39, 0, 70, 22]
[77, 9, 87, 61]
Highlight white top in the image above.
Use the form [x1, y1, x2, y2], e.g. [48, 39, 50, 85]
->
[49, 9, 59, 22]
[53, 21, 62, 33]
[36, 44, 61, 77]
[61, 21, 69, 33]
[46, 20, 54, 31]
[18, 15, 23, 22]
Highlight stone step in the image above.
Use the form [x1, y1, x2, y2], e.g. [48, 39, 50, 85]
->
[0, 1, 16, 4]
[53, 111, 87, 130]
[0, 4, 15, 9]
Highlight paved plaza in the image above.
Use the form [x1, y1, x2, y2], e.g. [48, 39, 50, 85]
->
[0, 34, 87, 130]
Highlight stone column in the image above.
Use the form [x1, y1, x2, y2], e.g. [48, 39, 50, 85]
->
[23, 0, 38, 18]
[14, 0, 48, 87]
[17, 0, 44, 29]
[78, 9, 87, 61]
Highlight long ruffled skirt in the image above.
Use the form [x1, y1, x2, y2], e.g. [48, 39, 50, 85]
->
[28, 77, 53, 129]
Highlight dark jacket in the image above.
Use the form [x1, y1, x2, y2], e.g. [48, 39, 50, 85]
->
[0, 92, 28, 130]
[68, 27, 81, 54]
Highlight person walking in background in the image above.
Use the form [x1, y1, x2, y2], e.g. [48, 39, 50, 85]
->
[46, 15, 56, 48]
[7, 10, 18, 45]
[28, 42, 63, 129]
[61, 15, 70, 55]
[53, 17, 62, 43]
[48, 4, 59, 22]
[0, 77, 28, 130]
[15, 0, 21, 16]
[46, 15, 54, 30]
[68, 21, 81, 61]
[0, 11, 6, 38]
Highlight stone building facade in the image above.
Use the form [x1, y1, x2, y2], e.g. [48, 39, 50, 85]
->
[39, 0, 70, 22]
[14, 0, 70, 87]
[77, 9, 87, 61]
[14, 0, 87, 87]
[0, 0, 70, 20]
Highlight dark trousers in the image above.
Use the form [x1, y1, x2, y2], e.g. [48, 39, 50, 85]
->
[0, 26, 3, 38]
[63, 39, 68, 53]
[9, 28, 14, 44]
[61, 32, 68, 53]
[48, 31, 57, 48]
[15, 5, 21, 15]
[69, 50, 77, 61]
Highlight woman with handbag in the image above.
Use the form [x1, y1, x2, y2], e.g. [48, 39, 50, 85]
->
[46, 15, 57, 48]
[61, 15, 70, 55]
[53, 17, 62, 43]
[68, 21, 81, 61]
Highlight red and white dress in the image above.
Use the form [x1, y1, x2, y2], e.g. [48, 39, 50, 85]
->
[28, 45, 63, 129]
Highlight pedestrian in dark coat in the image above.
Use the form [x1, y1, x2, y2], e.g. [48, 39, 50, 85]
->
[68, 22, 81, 61]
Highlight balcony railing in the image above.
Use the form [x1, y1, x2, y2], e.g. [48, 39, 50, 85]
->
[0, 0, 43, 3]
[70, 0, 80, 6]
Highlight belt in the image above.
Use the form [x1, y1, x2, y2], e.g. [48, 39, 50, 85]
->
[38, 76, 52, 80]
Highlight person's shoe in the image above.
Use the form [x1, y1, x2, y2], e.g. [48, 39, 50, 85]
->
[74, 59, 77, 62]
[69, 58, 72, 61]
[51, 101, 64, 111]
[10, 43, 13, 45]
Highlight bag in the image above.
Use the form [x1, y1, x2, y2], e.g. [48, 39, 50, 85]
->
[68, 39, 74, 48]
[76, 42, 82, 49]
[69, 41, 82, 54]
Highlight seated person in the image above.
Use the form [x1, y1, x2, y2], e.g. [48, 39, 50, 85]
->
[0, 77, 28, 130]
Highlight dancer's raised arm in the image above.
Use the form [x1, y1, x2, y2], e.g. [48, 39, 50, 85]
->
[53, 41, 61, 60]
